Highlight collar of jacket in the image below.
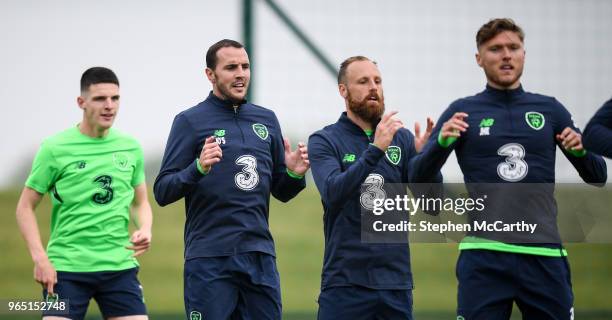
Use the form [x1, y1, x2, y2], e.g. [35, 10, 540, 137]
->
[205, 91, 248, 112]
[337, 111, 380, 137]
[483, 84, 525, 100]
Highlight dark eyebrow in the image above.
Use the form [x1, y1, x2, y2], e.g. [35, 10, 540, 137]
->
[91, 95, 120, 100]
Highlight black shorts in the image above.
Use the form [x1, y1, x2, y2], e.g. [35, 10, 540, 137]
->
[42, 267, 147, 320]
[456, 249, 573, 320]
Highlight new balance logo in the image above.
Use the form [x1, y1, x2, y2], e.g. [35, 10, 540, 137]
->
[479, 118, 494, 136]
[214, 129, 226, 145]
[343, 154, 356, 163]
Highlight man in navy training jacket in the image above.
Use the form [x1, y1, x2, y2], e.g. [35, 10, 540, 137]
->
[584, 98, 612, 158]
[416, 18, 607, 320]
[154, 39, 309, 320]
[309, 55, 440, 320]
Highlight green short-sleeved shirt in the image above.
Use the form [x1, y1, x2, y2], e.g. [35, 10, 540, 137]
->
[25, 126, 145, 272]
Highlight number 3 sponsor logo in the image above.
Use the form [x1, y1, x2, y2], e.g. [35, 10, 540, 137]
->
[92, 175, 114, 204]
[235, 155, 259, 191]
[497, 143, 528, 182]
[360, 173, 386, 210]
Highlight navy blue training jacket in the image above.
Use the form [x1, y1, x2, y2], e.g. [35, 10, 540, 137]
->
[309, 112, 441, 290]
[415, 85, 607, 244]
[154, 92, 305, 260]
[584, 98, 612, 158]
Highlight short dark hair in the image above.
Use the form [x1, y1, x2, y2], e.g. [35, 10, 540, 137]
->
[337, 56, 376, 84]
[206, 39, 244, 70]
[80, 67, 119, 93]
[476, 18, 525, 48]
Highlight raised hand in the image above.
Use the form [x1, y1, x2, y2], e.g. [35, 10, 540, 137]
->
[556, 127, 583, 152]
[373, 111, 404, 151]
[440, 112, 469, 140]
[414, 117, 434, 153]
[284, 138, 309, 176]
[198, 136, 223, 174]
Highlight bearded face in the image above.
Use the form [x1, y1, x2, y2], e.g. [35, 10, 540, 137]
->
[347, 87, 385, 126]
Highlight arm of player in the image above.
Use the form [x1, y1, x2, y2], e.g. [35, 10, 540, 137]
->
[308, 112, 403, 210]
[154, 114, 205, 206]
[556, 126, 607, 186]
[308, 134, 379, 210]
[400, 129, 444, 215]
[15, 187, 57, 295]
[127, 183, 153, 257]
[553, 101, 607, 185]
[408, 108, 469, 182]
[583, 99, 612, 158]
[269, 115, 307, 202]
[402, 130, 443, 184]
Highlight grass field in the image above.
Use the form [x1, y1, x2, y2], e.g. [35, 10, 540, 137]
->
[1, 187, 612, 319]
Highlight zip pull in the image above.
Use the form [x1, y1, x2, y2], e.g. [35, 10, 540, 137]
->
[233, 105, 239, 114]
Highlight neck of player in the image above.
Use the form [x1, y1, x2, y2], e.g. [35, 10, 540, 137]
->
[79, 121, 109, 138]
[346, 109, 373, 131]
[487, 79, 521, 90]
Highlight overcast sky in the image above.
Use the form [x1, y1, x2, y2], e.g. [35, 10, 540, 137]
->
[1, 0, 611, 188]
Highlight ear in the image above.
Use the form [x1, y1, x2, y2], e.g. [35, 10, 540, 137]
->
[475, 52, 483, 67]
[77, 96, 85, 110]
[339, 83, 348, 99]
[205, 68, 215, 84]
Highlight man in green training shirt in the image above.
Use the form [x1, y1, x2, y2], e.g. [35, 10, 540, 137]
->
[16, 67, 152, 320]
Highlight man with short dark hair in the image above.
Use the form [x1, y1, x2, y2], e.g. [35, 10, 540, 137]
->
[154, 39, 309, 320]
[16, 67, 152, 320]
[416, 18, 607, 319]
[584, 98, 612, 158]
[309, 55, 438, 319]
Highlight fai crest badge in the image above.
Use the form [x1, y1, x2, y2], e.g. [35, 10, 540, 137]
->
[525, 112, 545, 130]
[189, 311, 202, 320]
[385, 146, 401, 165]
[113, 152, 130, 171]
[252, 123, 269, 140]
[45, 293, 59, 303]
